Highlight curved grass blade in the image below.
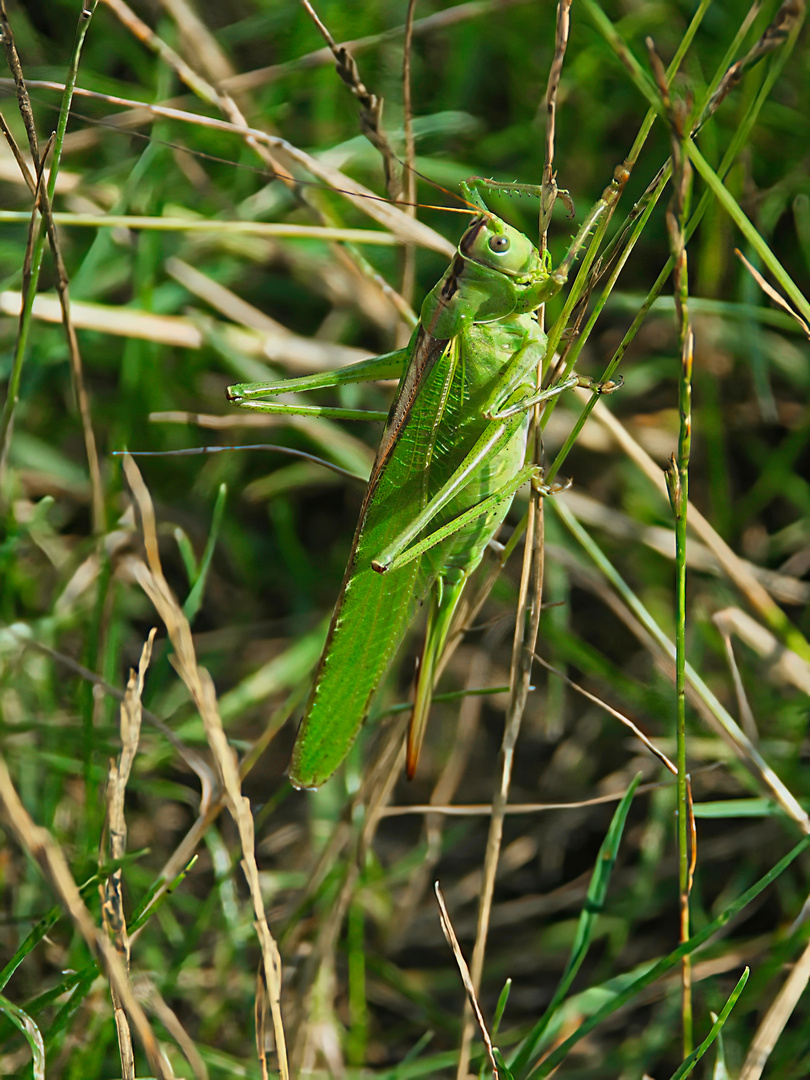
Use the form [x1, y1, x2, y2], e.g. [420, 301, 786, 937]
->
[530, 835, 810, 1078]
[509, 773, 642, 1076]
[0, 994, 44, 1079]
[669, 968, 749, 1080]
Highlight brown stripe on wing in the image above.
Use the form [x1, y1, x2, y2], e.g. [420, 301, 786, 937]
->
[359, 251, 468, 506]
[360, 329, 448, 508]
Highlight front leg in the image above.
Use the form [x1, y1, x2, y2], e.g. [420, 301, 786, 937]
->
[226, 346, 411, 421]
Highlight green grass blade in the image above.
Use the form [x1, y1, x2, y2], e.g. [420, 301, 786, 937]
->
[183, 482, 227, 621]
[531, 837, 810, 1077]
[687, 142, 810, 325]
[510, 773, 642, 1076]
[668, 968, 749, 1080]
[491, 978, 512, 1040]
[0, 993, 44, 1079]
[0, 873, 102, 992]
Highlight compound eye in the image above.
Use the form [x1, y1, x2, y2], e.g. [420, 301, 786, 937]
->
[489, 234, 510, 254]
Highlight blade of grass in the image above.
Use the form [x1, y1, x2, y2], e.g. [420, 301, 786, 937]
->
[182, 482, 227, 621]
[509, 773, 642, 1076]
[0, 992, 45, 1079]
[669, 967, 749, 1080]
[687, 140, 810, 324]
[531, 835, 810, 1077]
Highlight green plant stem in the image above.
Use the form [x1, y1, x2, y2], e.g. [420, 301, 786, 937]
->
[0, 1, 98, 473]
[674, 349, 693, 1057]
[666, 95, 695, 1061]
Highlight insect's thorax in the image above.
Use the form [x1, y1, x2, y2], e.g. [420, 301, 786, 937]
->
[432, 314, 538, 453]
[420, 311, 545, 580]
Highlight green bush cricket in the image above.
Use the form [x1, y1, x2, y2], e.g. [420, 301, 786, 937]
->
[227, 174, 626, 789]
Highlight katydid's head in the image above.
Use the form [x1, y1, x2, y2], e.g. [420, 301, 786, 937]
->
[459, 213, 544, 283]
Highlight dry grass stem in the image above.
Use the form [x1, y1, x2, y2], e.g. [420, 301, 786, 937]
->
[740, 939, 810, 1080]
[122, 455, 289, 1079]
[300, 0, 403, 201]
[11, 76, 453, 252]
[102, 631, 154, 1079]
[435, 883, 499, 1079]
[713, 608, 810, 696]
[0, 755, 167, 1077]
[531, 651, 676, 775]
[539, 0, 573, 244]
[735, 247, 810, 339]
